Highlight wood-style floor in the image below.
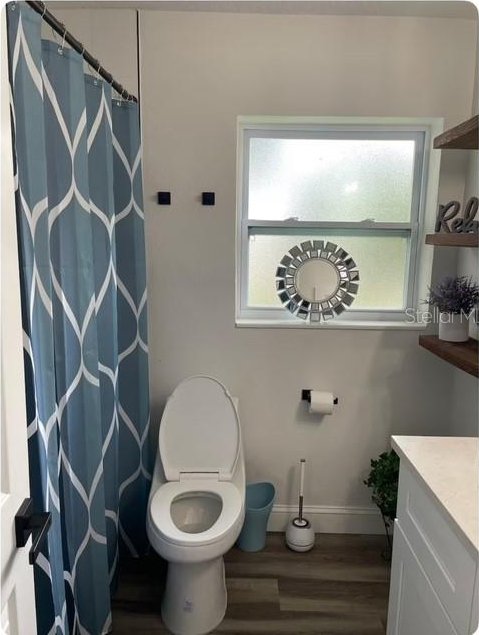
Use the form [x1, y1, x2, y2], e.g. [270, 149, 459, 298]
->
[112, 533, 390, 634]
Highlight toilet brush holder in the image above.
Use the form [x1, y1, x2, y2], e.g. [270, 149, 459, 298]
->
[285, 458, 315, 552]
[285, 517, 315, 552]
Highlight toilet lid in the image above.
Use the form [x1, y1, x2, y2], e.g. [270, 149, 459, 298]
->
[159, 376, 240, 481]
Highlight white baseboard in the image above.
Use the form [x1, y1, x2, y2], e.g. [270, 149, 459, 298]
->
[267, 504, 384, 535]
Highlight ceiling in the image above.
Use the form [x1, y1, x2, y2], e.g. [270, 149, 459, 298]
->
[50, 0, 478, 19]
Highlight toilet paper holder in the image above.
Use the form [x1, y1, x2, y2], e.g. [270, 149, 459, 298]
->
[301, 389, 338, 405]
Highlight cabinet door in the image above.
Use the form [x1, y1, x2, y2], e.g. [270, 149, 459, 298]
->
[470, 565, 478, 635]
[387, 522, 458, 635]
[396, 463, 475, 633]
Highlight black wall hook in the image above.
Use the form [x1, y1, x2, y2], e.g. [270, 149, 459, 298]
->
[202, 192, 215, 206]
[157, 191, 171, 205]
[301, 389, 338, 405]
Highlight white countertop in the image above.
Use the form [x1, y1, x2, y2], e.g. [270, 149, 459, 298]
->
[392, 435, 479, 553]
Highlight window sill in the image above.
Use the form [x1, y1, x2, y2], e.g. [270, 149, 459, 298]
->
[235, 318, 428, 330]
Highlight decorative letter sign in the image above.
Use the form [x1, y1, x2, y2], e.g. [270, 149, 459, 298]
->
[435, 197, 479, 234]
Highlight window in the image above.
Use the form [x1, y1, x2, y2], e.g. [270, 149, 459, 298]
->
[236, 118, 436, 326]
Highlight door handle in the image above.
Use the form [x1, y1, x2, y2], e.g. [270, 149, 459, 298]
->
[15, 498, 52, 565]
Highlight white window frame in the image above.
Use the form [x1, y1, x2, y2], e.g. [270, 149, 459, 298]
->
[235, 116, 443, 329]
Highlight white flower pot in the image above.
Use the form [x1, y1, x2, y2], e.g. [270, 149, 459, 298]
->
[438, 312, 469, 342]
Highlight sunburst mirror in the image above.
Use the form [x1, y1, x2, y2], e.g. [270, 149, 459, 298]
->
[275, 241, 360, 322]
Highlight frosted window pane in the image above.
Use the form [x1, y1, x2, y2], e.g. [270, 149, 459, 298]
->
[248, 234, 408, 310]
[248, 138, 415, 222]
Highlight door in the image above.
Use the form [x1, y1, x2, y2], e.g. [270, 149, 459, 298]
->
[0, 8, 37, 635]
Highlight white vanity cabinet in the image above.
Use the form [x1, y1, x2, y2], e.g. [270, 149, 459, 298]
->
[387, 436, 478, 635]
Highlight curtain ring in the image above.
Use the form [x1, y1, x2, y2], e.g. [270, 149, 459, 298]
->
[57, 25, 66, 55]
[110, 78, 120, 104]
[59, 26, 66, 54]
[41, 3, 47, 18]
[91, 62, 101, 85]
[115, 85, 124, 105]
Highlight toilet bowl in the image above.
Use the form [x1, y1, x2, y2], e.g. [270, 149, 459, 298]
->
[147, 376, 245, 635]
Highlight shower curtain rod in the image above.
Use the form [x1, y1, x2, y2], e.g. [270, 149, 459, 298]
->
[25, 0, 138, 102]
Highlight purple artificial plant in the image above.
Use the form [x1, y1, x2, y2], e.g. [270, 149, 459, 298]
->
[426, 276, 479, 314]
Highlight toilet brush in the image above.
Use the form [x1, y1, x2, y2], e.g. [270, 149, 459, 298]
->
[285, 459, 315, 552]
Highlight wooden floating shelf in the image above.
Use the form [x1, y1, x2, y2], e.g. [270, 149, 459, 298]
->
[425, 233, 479, 247]
[419, 335, 478, 377]
[433, 115, 479, 150]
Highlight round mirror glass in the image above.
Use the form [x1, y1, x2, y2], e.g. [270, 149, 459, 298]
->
[294, 259, 340, 303]
[275, 240, 360, 322]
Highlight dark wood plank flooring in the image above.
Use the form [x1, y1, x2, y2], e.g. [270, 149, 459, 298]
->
[112, 533, 390, 634]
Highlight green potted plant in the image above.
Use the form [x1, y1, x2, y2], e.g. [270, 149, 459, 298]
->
[364, 449, 400, 560]
[426, 276, 479, 343]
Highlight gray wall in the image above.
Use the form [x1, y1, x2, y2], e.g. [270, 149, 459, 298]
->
[49, 7, 478, 524]
[449, 21, 479, 438]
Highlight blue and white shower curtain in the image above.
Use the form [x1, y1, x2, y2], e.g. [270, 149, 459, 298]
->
[7, 4, 150, 633]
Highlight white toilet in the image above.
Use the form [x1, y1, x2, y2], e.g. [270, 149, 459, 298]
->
[147, 376, 245, 635]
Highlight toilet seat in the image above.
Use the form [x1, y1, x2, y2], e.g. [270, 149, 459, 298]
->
[148, 480, 243, 547]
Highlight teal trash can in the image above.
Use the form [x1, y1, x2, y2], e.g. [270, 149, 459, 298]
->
[237, 482, 275, 552]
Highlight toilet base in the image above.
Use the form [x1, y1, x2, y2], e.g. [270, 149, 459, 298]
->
[161, 557, 227, 635]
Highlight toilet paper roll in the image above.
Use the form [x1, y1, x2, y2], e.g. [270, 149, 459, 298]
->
[309, 390, 334, 415]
